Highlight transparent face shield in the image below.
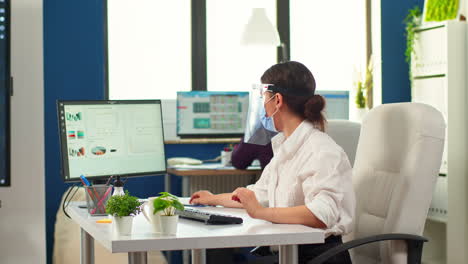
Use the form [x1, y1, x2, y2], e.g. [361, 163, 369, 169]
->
[243, 84, 278, 145]
[253, 83, 273, 98]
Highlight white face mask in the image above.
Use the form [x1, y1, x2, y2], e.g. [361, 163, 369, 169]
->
[261, 94, 279, 132]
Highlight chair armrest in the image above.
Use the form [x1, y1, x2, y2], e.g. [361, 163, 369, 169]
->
[308, 233, 428, 264]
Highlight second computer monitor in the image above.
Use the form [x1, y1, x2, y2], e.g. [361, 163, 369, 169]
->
[177, 91, 249, 138]
[57, 100, 167, 182]
[176, 90, 348, 138]
[317, 90, 349, 120]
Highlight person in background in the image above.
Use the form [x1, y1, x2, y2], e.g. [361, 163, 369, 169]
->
[191, 61, 355, 264]
[230, 138, 273, 170]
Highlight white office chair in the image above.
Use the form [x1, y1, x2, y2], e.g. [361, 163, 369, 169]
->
[326, 120, 361, 167]
[310, 103, 446, 264]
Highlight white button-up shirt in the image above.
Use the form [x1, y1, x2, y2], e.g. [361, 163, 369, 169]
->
[247, 121, 355, 237]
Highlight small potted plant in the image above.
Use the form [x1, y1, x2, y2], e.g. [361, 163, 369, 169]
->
[351, 68, 368, 122]
[106, 191, 142, 235]
[152, 192, 184, 235]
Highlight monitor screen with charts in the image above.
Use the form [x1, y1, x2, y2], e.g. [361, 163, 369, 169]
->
[177, 91, 249, 137]
[57, 100, 166, 182]
[316, 90, 349, 120]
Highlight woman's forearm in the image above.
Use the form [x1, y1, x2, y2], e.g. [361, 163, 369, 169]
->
[256, 205, 326, 228]
[212, 193, 244, 208]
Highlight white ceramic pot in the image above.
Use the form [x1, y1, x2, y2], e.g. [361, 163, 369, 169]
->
[141, 197, 162, 233]
[159, 215, 179, 235]
[113, 216, 133, 235]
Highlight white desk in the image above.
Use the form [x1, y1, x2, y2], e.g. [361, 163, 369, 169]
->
[68, 200, 325, 264]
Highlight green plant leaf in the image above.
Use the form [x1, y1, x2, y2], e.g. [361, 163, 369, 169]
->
[152, 192, 183, 216]
[355, 82, 366, 108]
[158, 192, 178, 199]
[105, 191, 142, 217]
[153, 199, 170, 214]
[404, 5, 422, 85]
[172, 199, 185, 211]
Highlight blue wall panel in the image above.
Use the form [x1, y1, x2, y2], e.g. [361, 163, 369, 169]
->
[380, 0, 424, 103]
[43, 1, 106, 263]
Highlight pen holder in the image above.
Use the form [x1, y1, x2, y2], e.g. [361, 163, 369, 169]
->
[85, 184, 113, 216]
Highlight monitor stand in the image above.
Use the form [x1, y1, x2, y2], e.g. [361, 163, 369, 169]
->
[91, 179, 107, 185]
[112, 176, 125, 196]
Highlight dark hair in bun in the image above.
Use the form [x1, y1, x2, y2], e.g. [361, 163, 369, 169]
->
[261, 61, 327, 131]
[304, 94, 326, 131]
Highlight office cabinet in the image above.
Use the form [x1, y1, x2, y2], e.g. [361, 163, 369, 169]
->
[411, 21, 468, 264]
[412, 25, 447, 77]
[412, 77, 448, 174]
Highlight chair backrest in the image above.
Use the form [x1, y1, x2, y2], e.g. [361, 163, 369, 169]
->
[349, 103, 445, 263]
[326, 120, 361, 167]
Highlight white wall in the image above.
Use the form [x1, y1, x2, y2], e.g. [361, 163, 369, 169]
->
[0, 0, 45, 264]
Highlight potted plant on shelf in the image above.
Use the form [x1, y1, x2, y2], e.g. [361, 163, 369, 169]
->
[404, 6, 422, 83]
[152, 192, 184, 235]
[364, 55, 374, 110]
[351, 68, 368, 122]
[106, 191, 142, 235]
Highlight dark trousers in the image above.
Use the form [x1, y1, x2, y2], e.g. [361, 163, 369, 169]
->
[206, 235, 352, 264]
[298, 235, 352, 264]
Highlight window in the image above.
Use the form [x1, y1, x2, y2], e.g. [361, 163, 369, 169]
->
[290, 0, 366, 91]
[107, 0, 191, 100]
[106, 1, 367, 97]
[206, 0, 277, 92]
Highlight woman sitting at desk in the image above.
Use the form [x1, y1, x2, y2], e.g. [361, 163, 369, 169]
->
[190, 61, 355, 264]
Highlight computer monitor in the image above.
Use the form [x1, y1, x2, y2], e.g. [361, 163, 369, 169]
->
[57, 100, 166, 183]
[0, 0, 10, 187]
[177, 91, 249, 138]
[316, 90, 349, 120]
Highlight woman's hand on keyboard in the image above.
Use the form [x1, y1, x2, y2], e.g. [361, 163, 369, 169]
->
[190, 190, 214, 205]
[232, 187, 265, 219]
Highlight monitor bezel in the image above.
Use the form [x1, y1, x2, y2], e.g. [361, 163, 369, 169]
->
[57, 99, 167, 183]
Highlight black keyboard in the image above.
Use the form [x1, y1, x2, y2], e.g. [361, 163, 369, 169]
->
[176, 208, 243, 225]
